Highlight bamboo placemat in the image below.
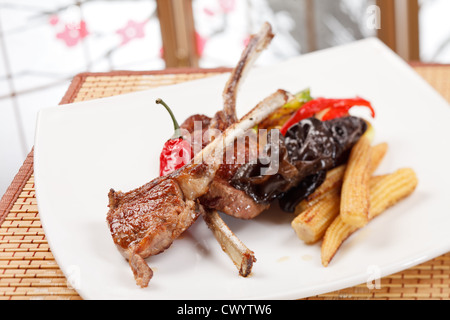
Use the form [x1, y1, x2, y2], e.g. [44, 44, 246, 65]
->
[1, 65, 449, 300]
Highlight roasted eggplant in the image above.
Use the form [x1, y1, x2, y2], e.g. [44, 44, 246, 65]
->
[230, 116, 368, 212]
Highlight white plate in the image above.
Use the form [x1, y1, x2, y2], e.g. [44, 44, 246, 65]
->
[34, 38, 450, 300]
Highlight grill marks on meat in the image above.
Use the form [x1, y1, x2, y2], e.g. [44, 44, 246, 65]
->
[107, 161, 216, 287]
[107, 175, 201, 287]
[108, 178, 195, 252]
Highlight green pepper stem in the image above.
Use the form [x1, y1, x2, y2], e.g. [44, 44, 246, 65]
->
[156, 98, 182, 139]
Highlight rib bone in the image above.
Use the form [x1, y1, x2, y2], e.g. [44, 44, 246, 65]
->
[203, 210, 256, 277]
[210, 22, 274, 131]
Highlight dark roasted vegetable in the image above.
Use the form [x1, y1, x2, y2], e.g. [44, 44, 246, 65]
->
[280, 97, 375, 135]
[230, 116, 367, 212]
[278, 171, 327, 213]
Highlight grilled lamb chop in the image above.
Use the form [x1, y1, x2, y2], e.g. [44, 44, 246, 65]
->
[107, 174, 202, 287]
[107, 89, 291, 287]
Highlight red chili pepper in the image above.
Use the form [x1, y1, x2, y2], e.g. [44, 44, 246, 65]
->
[320, 106, 351, 121]
[156, 99, 193, 176]
[280, 97, 375, 135]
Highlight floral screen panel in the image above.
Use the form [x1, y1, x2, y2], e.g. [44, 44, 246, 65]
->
[0, 0, 164, 197]
[191, 0, 450, 66]
[192, 0, 378, 68]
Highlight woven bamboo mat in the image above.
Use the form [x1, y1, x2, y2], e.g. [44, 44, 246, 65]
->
[1, 65, 449, 300]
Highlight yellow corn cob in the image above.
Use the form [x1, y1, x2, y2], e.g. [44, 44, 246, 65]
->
[292, 166, 389, 246]
[321, 168, 418, 267]
[340, 135, 372, 228]
[368, 174, 389, 188]
[292, 143, 388, 243]
[321, 215, 358, 267]
[369, 142, 388, 173]
[368, 168, 418, 220]
[291, 187, 341, 244]
[296, 143, 388, 213]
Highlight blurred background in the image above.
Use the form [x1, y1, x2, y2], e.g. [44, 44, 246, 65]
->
[0, 0, 449, 197]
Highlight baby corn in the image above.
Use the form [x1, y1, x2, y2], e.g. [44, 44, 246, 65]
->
[369, 143, 388, 174]
[296, 143, 388, 213]
[340, 135, 372, 228]
[368, 168, 418, 220]
[295, 165, 345, 213]
[321, 215, 358, 267]
[292, 187, 341, 244]
[292, 143, 389, 243]
[321, 168, 418, 267]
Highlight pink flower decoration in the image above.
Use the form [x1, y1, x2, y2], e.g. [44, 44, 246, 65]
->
[219, 0, 236, 13]
[195, 32, 207, 57]
[56, 20, 89, 47]
[203, 7, 215, 16]
[49, 15, 59, 26]
[116, 20, 147, 46]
